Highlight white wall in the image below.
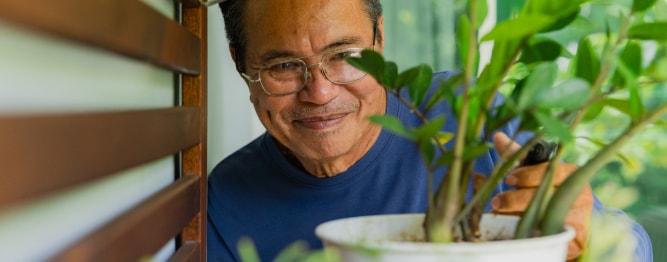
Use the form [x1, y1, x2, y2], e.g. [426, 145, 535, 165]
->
[0, 0, 177, 260]
[207, 7, 265, 173]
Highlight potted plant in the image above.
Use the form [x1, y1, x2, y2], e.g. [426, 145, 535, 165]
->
[314, 0, 666, 261]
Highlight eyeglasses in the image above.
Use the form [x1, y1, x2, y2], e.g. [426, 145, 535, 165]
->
[241, 47, 369, 96]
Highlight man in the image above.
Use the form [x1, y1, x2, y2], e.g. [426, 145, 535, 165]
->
[208, 0, 652, 261]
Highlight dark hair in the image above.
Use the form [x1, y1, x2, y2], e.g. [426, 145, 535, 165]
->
[218, 0, 383, 72]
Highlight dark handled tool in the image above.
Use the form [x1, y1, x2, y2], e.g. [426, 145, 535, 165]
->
[523, 140, 557, 166]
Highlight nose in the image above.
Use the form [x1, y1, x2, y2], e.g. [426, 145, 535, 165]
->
[298, 62, 340, 104]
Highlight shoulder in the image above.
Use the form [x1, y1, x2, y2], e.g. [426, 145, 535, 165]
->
[208, 134, 269, 188]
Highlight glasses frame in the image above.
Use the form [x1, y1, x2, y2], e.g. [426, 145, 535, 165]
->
[242, 46, 375, 96]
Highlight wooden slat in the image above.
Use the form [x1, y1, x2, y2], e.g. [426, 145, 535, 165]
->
[0, 107, 200, 206]
[0, 0, 201, 75]
[180, 5, 208, 262]
[52, 175, 201, 262]
[169, 241, 201, 262]
[179, 0, 203, 8]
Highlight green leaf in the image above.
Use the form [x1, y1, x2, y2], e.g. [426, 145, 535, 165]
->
[415, 116, 446, 140]
[473, 0, 488, 28]
[303, 248, 341, 262]
[628, 22, 667, 41]
[656, 0, 667, 20]
[536, 78, 590, 110]
[628, 78, 643, 121]
[434, 140, 490, 165]
[647, 56, 667, 81]
[481, 15, 554, 42]
[462, 142, 493, 161]
[419, 138, 437, 164]
[436, 131, 455, 146]
[632, 0, 658, 12]
[463, 91, 483, 135]
[519, 113, 542, 132]
[603, 98, 647, 118]
[237, 238, 261, 262]
[368, 115, 415, 140]
[613, 54, 644, 121]
[457, 15, 477, 74]
[415, 116, 447, 163]
[519, 38, 565, 64]
[574, 38, 601, 85]
[534, 111, 574, 143]
[582, 102, 605, 122]
[518, 62, 558, 110]
[436, 151, 455, 166]
[486, 103, 519, 134]
[520, 0, 584, 32]
[396, 64, 433, 107]
[425, 72, 464, 111]
[384, 61, 399, 90]
[273, 241, 309, 262]
[347, 50, 385, 84]
[613, 41, 643, 87]
[540, 8, 580, 33]
[479, 39, 521, 91]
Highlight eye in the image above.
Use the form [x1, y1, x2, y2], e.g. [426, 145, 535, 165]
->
[327, 49, 363, 63]
[268, 61, 303, 73]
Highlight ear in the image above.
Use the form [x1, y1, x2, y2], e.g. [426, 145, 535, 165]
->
[229, 44, 237, 62]
[375, 15, 386, 50]
[229, 44, 243, 73]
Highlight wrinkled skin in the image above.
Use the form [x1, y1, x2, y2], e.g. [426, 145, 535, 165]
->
[232, 0, 387, 178]
[491, 132, 594, 260]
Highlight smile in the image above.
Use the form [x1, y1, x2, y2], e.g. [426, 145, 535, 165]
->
[294, 113, 348, 130]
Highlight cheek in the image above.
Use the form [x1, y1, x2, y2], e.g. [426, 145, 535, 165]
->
[253, 95, 291, 125]
[350, 78, 385, 107]
[247, 83, 261, 104]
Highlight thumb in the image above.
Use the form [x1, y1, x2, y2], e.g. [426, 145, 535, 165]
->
[493, 132, 524, 162]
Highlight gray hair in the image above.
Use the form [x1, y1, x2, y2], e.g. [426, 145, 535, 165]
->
[218, 0, 383, 72]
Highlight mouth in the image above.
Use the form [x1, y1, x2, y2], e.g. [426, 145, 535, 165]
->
[293, 113, 349, 130]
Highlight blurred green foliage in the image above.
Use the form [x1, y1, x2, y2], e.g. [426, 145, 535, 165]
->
[381, 0, 667, 219]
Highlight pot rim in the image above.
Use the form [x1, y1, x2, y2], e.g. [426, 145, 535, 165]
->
[315, 213, 576, 254]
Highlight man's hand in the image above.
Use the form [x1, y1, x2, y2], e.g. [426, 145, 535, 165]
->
[490, 132, 594, 260]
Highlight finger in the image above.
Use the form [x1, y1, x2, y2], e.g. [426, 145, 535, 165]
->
[493, 132, 525, 162]
[566, 241, 582, 261]
[565, 202, 592, 260]
[491, 184, 593, 214]
[490, 189, 535, 213]
[505, 162, 579, 187]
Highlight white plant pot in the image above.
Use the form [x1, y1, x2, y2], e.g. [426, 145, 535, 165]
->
[315, 213, 575, 262]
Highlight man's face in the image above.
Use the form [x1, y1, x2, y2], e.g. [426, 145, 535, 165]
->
[239, 0, 386, 175]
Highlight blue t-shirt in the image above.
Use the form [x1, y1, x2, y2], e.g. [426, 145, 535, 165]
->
[207, 71, 652, 261]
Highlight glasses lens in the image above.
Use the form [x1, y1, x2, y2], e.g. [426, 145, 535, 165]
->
[261, 60, 307, 95]
[323, 48, 366, 84]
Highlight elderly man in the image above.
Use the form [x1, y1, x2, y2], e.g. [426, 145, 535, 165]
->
[207, 0, 652, 261]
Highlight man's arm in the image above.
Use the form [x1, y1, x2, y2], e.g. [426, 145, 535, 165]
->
[592, 198, 653, 262]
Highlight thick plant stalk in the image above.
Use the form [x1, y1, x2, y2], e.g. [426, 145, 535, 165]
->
[425, 0, 480, 243]
[541, 104, 667, 235]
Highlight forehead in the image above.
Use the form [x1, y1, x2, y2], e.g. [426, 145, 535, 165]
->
[242, 0, 373, 58]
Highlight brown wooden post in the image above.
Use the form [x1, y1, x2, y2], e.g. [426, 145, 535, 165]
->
[181, 4, 208, 262]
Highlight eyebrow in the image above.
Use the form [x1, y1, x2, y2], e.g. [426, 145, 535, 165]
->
[258, 36, 366, 64]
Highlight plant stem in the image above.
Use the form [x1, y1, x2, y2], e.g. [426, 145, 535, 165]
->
[427, 0, 480, 243]
[529, 8, 635, 237]
[455, 134, 542, 224]
[541, 103, 667, 235]
[514, 145, 562, 238]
